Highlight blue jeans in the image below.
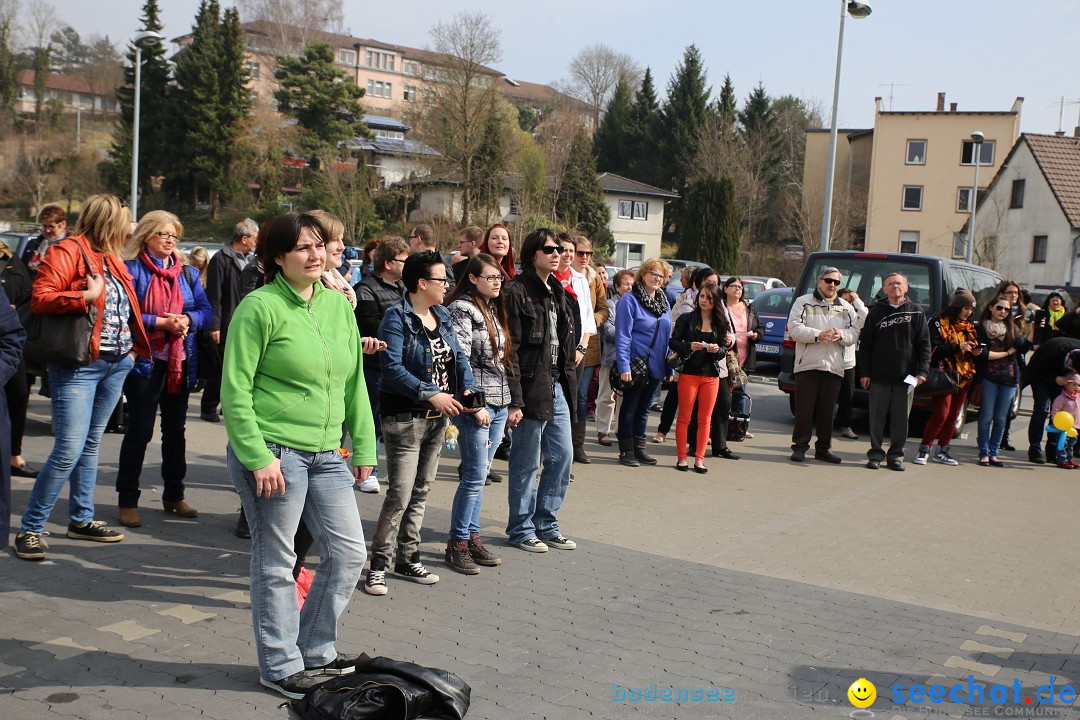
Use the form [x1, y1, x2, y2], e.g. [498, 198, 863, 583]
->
[506, 383, 572, 544]
[450, 405, 508, 540]
[21, 356, 134, 533]
[576, 364, 596, 421]
[731, 385, 750, 416]
[617, 377, 662, 440]
[977, 380, 1015, 458]
[227, 444, 366, 682]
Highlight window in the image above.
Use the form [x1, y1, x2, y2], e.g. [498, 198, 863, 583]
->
[366, 80, 392, 99]
[403, 85, 418, 102]
[902, 186, 923, 211]
[338, 49, 356, 66]
[403, 60, 419, 76]
[632, 201, 648, 220]
[617, 200, 633, 219]
[245, 61, 260, 79]
[956, 187, 987, 213]
[906, 139, 926, 165]
[365, 50, 395, 70]
[952, 232, 967, 259]
[627, 243, 644, 264]
[961, 140, 995, 166]
[1010, 179, 1026, 209]
[1032, 235, 1048, 263]
[898, 231, 919, 254]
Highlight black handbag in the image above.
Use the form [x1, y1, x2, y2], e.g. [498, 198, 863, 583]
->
[918, 348, 959, 396]
[666, 349, 687, 372]
[24, 240, 99, 368]
[611, 321, 662, 394]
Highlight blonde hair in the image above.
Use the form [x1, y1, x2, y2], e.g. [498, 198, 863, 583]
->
[309, 210, 344, 244]
[633, 258, 673, 286]
[74, 194, 132, 255]
[186, 246, 210, 288]
[124, 210, 184, 260]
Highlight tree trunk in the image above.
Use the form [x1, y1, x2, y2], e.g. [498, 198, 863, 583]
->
[209, 187, 219, 221]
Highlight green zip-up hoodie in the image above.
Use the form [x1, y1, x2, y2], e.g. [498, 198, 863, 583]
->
[222, 273, 376, 472]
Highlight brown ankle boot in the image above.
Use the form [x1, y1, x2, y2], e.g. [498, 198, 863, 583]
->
[163, 500, 198, 518]
[118, 507, 141, 528]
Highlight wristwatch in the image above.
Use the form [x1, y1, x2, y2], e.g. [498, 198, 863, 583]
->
[576, 345, 587, 354]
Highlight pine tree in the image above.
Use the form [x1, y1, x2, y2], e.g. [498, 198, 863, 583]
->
[627, 67, 662, 186]
[592, 76, 634, 176]
[739, 82, 774, 138]
[681, 174, 738, 273]
[103, 0, 172, 200]
[274, 42, 368, 156]
[660, 45, 713, 243]
[717, 73, 737, 135]
[557, 129, 612, 251]
[0, 12, 16, 124]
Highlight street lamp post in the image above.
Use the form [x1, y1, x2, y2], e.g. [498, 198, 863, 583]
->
[819, 1, 872, 252]
[966, 131, 985, 263]
[129, 30, 163, 221]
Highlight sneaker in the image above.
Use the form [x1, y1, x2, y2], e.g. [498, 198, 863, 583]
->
[446, 540, 480, 574]
[14, 531, 48, 560]
[514, 537, 549, 553]
[743, 431, 754, 439]
[913, 445, 931, 465]
[468, 534, 502, 566]
[840, 427, 858, 440]
[356, 476, 380, 493]
[541, 534, 577, 550]
[67, 520, 123, 542]
[306, 653, 361, 676]
[260, 671, 322, 700]
[394, 562, 440, 585]
[363, 569, 387, 596]
[932, 447, 959, 466]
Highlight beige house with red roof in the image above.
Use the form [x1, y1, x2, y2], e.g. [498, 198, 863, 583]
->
[14, 69, 117, 115]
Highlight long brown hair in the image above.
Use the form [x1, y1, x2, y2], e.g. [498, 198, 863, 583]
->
[479, 224, 516, 279]
[979, 294, 1018, 346]
[445, 253, 514, 373]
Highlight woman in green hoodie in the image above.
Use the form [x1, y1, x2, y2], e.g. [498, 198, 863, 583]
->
[221, 211, 376, 701]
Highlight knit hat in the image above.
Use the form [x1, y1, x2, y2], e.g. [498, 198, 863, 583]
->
[950, 288, 976, 308]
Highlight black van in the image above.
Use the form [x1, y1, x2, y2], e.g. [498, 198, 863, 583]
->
[777, 251, 1003, 428]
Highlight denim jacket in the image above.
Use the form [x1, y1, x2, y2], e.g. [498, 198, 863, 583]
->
[378, 295, 479, 411]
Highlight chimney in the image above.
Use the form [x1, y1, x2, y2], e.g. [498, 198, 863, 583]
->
[1075, 126, 1080, 138]
[937, 92, 946, 112]
[950, 102, 958, 112]
[1056, 130, 1066, 137]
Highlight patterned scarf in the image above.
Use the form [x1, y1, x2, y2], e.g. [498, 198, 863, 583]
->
[1049, 306, 1065, 330]
[633, 281, 668, 317]
[139, 251, 186, 393]
[938, 316, 977, 388]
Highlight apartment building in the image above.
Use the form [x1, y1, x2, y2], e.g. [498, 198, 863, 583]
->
[14, 69, 117, 116]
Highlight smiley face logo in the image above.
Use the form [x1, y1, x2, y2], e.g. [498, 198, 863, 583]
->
[847, 678, 876, 708]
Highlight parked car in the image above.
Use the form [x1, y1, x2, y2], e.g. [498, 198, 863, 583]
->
[176, 241, 221, 262]
[750, 287, 793, 363]
[739, 276, 786, 300]
[0, 231, 37, 261]
[777, 250, 1004, 432]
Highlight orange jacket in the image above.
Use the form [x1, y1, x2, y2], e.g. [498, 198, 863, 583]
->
[31, 234, 151, 362]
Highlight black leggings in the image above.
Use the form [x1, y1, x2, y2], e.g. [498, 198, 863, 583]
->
[4, 363, 28, 457]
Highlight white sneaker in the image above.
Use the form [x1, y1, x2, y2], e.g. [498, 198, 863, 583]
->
[363, 569, 387, 596]
[356, 476, 380, 493]
[932, 447, 959, 466]
[913, 447, 930, 465]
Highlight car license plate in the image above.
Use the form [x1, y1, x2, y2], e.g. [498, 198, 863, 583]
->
[758, 344, 780, 355]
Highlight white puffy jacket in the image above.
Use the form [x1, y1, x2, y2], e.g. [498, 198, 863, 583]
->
[787, 291, 860, 377]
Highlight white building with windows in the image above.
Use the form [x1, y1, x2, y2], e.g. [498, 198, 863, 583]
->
[967, 132, 1080, 288]
[598, 173, 677, 268]
[346, 115, 440, 188]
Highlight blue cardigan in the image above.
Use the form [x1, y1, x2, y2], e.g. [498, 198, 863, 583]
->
[615, 289, 672, 380]
[125, 256, 213, 386]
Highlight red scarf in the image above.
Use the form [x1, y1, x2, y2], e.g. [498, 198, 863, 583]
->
[140, 251, 186, 393]
[554, 268, 577, 300]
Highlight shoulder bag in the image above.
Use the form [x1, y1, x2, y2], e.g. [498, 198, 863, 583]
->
[24, 240, 99, 368]
[611, 320, 661, 395]
[918, 347, 959, 396]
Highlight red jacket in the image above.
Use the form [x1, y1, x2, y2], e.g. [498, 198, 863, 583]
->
[31, 234, 151, 362]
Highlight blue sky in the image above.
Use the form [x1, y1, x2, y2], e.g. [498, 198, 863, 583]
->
[44, 0, 1080, 134]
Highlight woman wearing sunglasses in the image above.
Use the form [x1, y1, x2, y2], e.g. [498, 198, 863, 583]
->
[975, 294, 1031, 467]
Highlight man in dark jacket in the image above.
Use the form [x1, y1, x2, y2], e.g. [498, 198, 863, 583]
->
[353, 236, 408, 493]
[0, 284, 27, 550]
[201, 218, 257, 421]
[503, 228, 578, 554]
[858, 272, 930, 471]
[1023, 336, 1080, 464]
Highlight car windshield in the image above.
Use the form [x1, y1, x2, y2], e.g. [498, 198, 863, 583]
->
[755, 291, 794, 315]
[800, 258, 933, 313]
[741, 281, 766, 300]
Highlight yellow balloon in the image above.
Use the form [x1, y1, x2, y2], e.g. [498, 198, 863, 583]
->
[1053, 411, 1075, 432]
[1069, 428, 1078, 438]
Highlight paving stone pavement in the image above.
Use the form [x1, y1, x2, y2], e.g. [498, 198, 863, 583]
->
[2, 390, 1080, 719]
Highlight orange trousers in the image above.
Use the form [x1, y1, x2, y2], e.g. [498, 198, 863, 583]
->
[676, 374, 720, 462]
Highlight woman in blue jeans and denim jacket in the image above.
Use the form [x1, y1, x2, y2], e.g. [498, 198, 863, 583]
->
[975, 294, 1030, 467]
[445, 253, 512, 574]
[615, 258, 673, 467]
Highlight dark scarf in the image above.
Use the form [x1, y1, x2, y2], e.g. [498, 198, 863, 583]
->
[633, 282, 668, 317]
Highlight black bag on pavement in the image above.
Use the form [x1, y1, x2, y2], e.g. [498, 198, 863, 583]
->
[24, 240, 98, 368]
[290, 654, 471, 720]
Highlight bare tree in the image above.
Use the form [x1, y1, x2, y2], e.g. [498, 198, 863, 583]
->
[80, 34, 122, 119]
[421, 10, 502, 225]
[566, 43, 640, 126]
[26, 0, 54, 121]
[237, 0, 344, 57]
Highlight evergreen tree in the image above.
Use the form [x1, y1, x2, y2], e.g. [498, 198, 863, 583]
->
[557, 129, 612, 251]
[102, 0, 172, 200]
[627, 67, 662, 186]
[592, 76, 634, 176]
[680, 174, 738, 273]
[739, 82, 774, 138]
[717, 73, 737, 134]
[0, 11, 16, 124]
[274, 42, 368, 157]
[660, 45, 713, 243]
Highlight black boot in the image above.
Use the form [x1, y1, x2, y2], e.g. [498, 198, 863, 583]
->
[633, 436, 658, 465]
[234, 508, 251, 539]
[618, 437, 639, 467]
[571, 419, 591, 463]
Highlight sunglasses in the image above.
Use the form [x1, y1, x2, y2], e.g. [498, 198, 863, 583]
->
[821, 278, 842, 286]
[575, 250, 593, 258]
[994, 305, 1010, 311]
[539, 245, 561, 255]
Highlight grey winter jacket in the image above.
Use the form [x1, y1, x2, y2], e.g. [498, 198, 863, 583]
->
[447, 296, 511, 408]
[601, 294, 618, 367]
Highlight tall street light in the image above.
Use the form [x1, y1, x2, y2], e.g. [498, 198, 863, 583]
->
[130, 30, 163, 221]
[966, 131, 985, 263]
[819, 1, 872, 252]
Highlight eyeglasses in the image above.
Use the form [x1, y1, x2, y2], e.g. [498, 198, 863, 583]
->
[728, 285, 743, 291]
[575, 250, 593, 258]
[647, 272, 665, 281]
[409, 235, 421, 240]
[993, 305, 1011, 311]
[387, 257, 405, 265]
[539, 245, 561, 255]
[154, 232, 179, 241]
[821, 278, 842, 286]
[478, 274, 503, 283]
[423, 277, 451, 287]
